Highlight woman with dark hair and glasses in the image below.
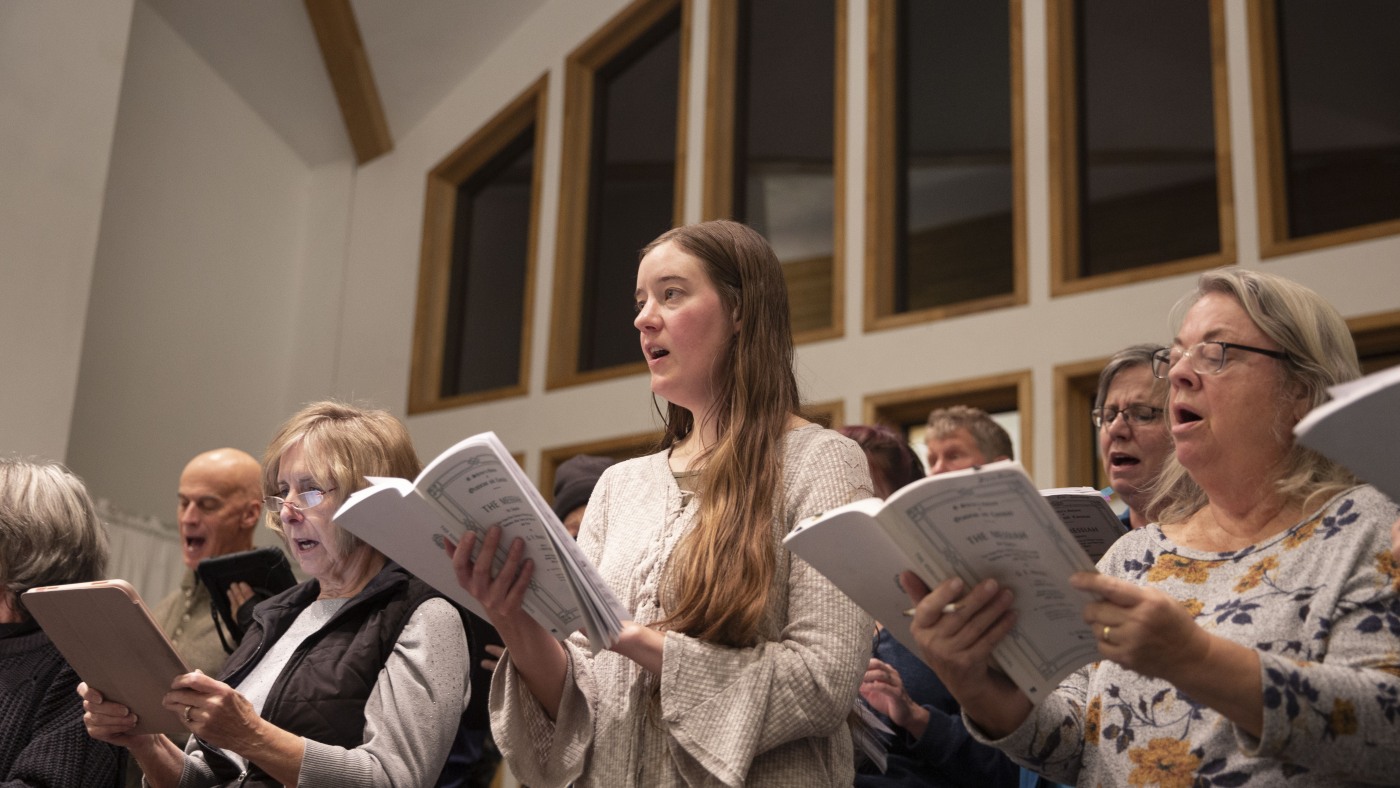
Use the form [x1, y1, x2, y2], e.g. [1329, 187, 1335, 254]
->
[1092, 343, 1172, 529]
[903, 268, 1400, 786]
[82, 402, 472, 788]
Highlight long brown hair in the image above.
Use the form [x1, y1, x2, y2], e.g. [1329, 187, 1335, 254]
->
[648, 220, 800, 647]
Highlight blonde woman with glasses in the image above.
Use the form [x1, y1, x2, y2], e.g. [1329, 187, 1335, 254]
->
[903, 269, 1400, 786]
[83, 402, 471, 788]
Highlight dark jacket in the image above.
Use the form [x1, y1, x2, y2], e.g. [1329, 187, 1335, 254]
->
[193, 561, 446, 787]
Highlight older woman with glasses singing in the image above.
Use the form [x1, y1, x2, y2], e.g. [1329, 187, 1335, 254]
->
[902, 268, 1400, 786]
[1092, 344, 1172, 529]
[81, 402, 472, 788]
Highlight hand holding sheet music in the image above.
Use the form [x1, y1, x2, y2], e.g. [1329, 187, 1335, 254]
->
[784, 461, 1113, 704]
[334, 431, 627, 652]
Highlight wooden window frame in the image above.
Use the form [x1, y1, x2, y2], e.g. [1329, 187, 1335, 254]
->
[1249, 2, 1400, 258]
[539, 430, 663, 511]
[1350, 309, 1400, 373]
[864, 0, 1027, 333]
[703, 0, 847, 344]
[409, 76, 547, 414]
[1053, 356, 1109, 489]
[1048, 0, 1235, 296]
[801, 399, 845, 429]
[547, 0, 692, 391]
[862, 370, 1033, 476]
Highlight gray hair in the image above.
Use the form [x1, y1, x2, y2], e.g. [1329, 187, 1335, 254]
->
[926, 405, 1014, 462]
[0, 458, 108, 619]
[1094, 343, 1167, 411]
[1149, 268, 1360, 524]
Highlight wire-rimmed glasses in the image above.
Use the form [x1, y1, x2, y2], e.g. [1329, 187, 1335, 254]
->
[1151, 341, 1289, 379]
[263, 488, 336, 513]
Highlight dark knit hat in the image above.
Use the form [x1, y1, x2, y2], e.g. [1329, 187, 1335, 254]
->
[551, 455, 615, 520]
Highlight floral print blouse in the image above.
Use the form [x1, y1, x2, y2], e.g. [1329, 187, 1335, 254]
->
[978, 485, 1400, 787]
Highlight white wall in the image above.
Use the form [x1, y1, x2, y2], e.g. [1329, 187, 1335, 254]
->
[27, 0, 1400, 558]
[65, 1, 348, 522]
[337, 0, 1400, 484]
[0, 0, 135, 461]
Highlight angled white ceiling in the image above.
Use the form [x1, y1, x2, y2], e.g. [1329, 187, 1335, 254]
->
[142, 0, 550, 166]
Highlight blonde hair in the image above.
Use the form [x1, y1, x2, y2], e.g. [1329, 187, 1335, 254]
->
[0, 459, 108, 619]
[647, 220, 800, 647]
[1149, 268, 1360, 524]
[261, 402, 422, 558]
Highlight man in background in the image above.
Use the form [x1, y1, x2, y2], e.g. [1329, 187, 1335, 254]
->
[124, 449, 262, 786]
[923, 405, 1013, 475]
[154, 447, 263, 676]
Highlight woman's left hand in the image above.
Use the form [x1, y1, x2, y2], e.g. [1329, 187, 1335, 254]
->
[1070, 571, 1210, 683]
[163, 670, 265, 753]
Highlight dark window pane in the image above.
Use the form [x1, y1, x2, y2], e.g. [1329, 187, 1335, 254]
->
[898, 0, 1013, 312]
[442, 130, 534, 397]
[1079, 0, 1219, 275]
[1277, 0, 1400, 238]
[735, 0, 836, 334]
[580, 10, 681, 372]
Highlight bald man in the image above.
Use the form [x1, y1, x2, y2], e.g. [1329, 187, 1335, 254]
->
[131, 450, 263, 786]
[151, 448, 263, 677]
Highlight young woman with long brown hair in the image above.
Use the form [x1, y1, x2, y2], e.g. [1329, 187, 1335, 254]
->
[449, 220, 873, 786]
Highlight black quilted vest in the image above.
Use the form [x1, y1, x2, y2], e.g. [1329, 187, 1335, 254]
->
[192, 561, 443, 787]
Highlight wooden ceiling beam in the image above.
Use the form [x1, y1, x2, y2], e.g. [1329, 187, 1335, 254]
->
[304, 0, 393, 164]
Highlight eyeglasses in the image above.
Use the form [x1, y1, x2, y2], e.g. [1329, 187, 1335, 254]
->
[263, 489, 336, 513]
[1090, 404, 1164, 430]
[1151, 341, 1289, 379]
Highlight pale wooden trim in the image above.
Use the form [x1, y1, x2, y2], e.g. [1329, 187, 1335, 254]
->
[408, 76, 548, 415]
[674, 0, 693, 224]
[862, 370, 1034, 476]
[801, 399, 845, 429]
[1009, 0, 1029, 311]
[1248, 0, 1287, 254]
[1045, 0, 1076, 293]
[864, 1, 1027, 333]
[540, 430, 664, 508]
[704, 0, 846, 345]
[1348, 308, 1400, 340]
[863, 0, 898, 331]
[547, 0, 690, 391]
[1049, 0, 1233, 298]
[824, 0, 849, 346]
[1349, 308, 1400, 372]
[303, 0, 392, 164]
[1207, 0, 1237, 270]
[1053, 357, 1109, 489]
[702, 0, 738, 220]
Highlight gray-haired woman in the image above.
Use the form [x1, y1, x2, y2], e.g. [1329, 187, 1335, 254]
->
[0, 458, 121, 787]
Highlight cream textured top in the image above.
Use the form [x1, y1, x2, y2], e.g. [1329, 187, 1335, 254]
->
[490, 424, 875, 787]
